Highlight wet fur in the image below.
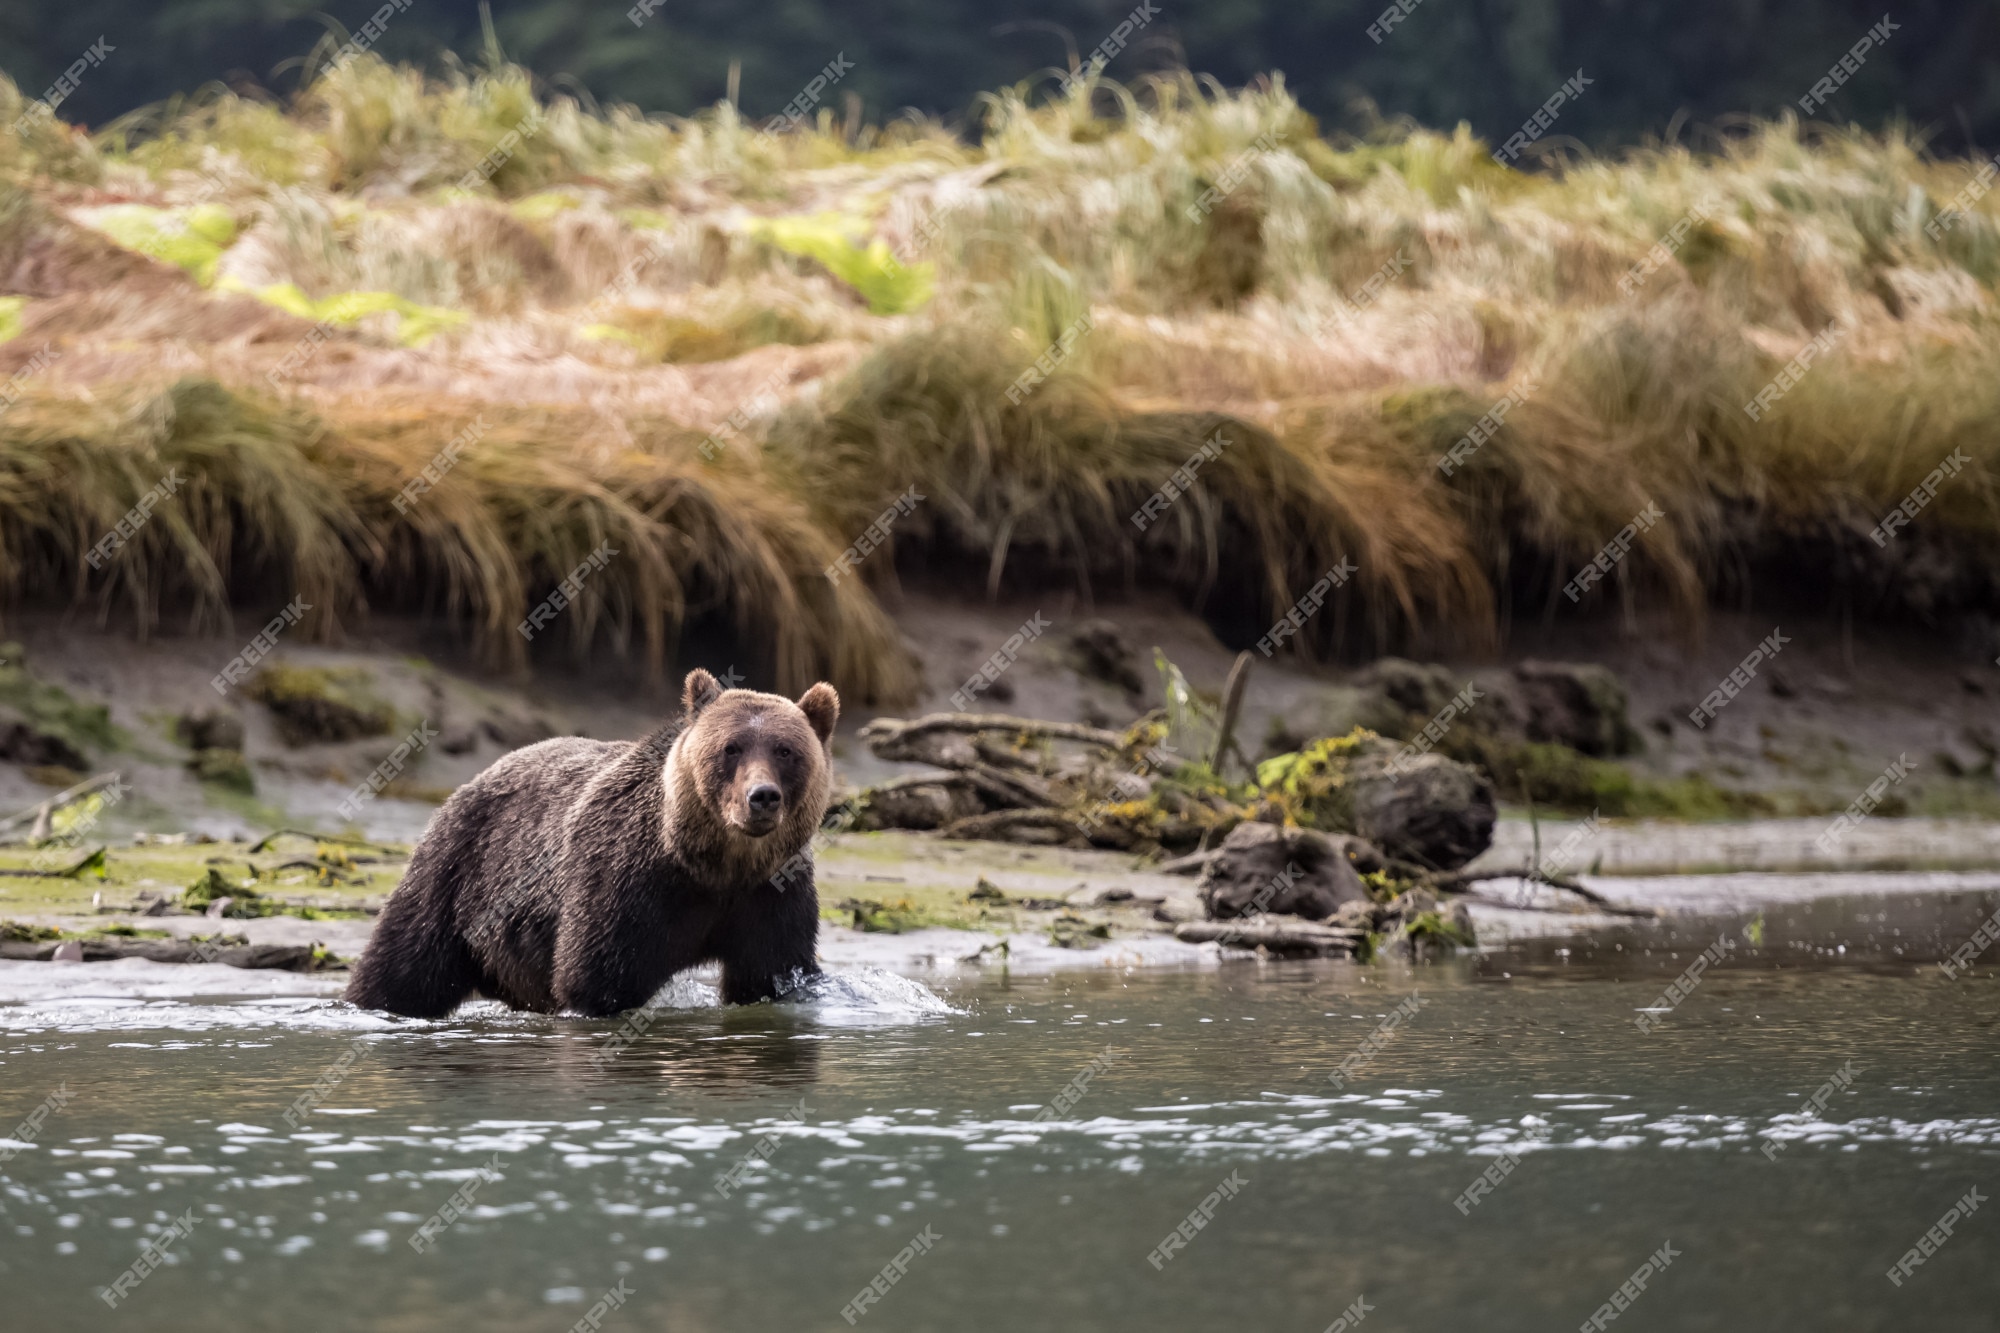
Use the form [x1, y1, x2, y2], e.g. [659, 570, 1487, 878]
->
[344, 672, 837, 1018]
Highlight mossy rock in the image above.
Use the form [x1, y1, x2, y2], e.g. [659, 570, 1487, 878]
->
[0, 651, 118, 764]
[176, 709, 246, 752]
[1259, 728, 1496, 870]
[189, 747, 255, 793]
[246, 665, 395, 746]
[1512, 660, 1641, 757]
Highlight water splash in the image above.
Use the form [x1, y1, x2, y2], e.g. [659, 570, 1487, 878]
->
[779, 967, 958, 1024]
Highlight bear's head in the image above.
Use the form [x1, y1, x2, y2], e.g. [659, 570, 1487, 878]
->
[666, 667, 839, 879]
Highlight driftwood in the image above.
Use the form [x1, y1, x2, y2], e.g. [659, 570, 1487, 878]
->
[1211, 651, 1252, 774]
[861, 713, 1128, 757]
[1175, 920, 1366, 955]
[1156, 849, 1221, 876]
[1435, 868, 1658, 918]
[0, 772, 123, 841]
[941, 809, 1091, 846]
[247, 829, 407, 855]
[862, 772, 979, 796]
[0, 937, 331, 969]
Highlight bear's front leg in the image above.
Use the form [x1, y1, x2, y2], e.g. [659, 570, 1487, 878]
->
[715, 873, 822, 1004]
[553, 889, 703, 1017]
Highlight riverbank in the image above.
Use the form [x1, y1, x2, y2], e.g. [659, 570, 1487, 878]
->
[5, 60, 2000, 706]
[4, 824, 1996, 1006]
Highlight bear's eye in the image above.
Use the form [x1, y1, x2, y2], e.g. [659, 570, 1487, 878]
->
[723, 741, 742, 758]
[775, 744, 794, 760]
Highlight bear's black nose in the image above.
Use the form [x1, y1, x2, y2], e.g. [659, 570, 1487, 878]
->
[747, 783, 782, 815]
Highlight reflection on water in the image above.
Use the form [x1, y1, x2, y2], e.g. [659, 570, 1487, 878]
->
[1, 926, 1996, 1331]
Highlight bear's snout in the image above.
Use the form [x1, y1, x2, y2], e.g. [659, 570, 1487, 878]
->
[747, 783, 782, 817]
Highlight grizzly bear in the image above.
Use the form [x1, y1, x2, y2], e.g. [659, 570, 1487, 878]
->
[343, 669, 838, 1018]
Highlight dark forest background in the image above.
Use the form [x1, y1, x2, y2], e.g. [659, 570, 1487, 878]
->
[2, 0, 1997, 152]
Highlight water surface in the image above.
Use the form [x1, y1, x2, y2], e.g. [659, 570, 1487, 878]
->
[2, 935, 1996, 1331]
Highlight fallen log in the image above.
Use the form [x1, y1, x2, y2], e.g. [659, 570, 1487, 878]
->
[1174, 919, 1366, 955]
[940, 809, 1092, 846]
[862, 713, 1128, 758]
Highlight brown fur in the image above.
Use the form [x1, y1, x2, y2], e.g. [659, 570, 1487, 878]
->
[344, 668, 839, 1018]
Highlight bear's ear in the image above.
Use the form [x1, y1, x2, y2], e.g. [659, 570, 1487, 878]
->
[798, 682, 839, 746]
[682, 668, 724, 721]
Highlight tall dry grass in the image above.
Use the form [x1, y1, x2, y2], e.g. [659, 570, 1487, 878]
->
[0, 56, 1996, 689]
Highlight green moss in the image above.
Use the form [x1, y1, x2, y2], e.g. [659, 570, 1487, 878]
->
[1405, 909, 1474, 948]
[182, 868, 264, 908]
[219, 280, 466, 346]
[1446, 735, 1772, 819]
[1257, 728, 1383, 831]
[77, 203, 237, 284]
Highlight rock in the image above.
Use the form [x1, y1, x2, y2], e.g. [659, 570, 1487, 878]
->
[0, 708, 89, 770]
[482, 709, 555, 750]
[1198, 822, 1371, 920]
[176, 709, 246, 752]
[205, 897, 234, 918]
[1265, 734, 1496, 870]
[1263, 685, 1404, 755]
[188, 747, 254, 792]
[1068, 620, 1145, 696]
[51, 940, 83, 962]
[1510, 660, 1639, 756]
[1347, 751, 1496, 870]
[1356, 658, 1461, 716]
[438, 724, 480, 755]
